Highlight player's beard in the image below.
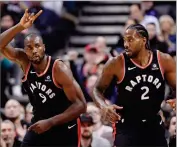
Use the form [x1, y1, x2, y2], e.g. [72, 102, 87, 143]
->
[31, 54, 45, 64]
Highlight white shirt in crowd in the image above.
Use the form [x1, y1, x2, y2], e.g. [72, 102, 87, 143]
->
[141, 15, 161, 35]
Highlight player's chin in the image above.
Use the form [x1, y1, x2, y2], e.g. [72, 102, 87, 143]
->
[32, 59, 41, 64]
[125, 51, 133, 57]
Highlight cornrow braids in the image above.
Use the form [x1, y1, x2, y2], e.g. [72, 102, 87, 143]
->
[126, 24, 151, 50]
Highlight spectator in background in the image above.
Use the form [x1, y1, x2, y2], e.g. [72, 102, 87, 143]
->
[1, 14, 24, 98]
[65, 50, 93, 102]
[19, 105, 25, 121]
[94, 36, 109, 61]
[1, 120, 22, 147]
[41, 1, 63, 16]
[1, 54, 14, 108]
[28, 2, 62, 55]
[159, 15, 176, 56]
[1, 14, 25, 48]
[168, 114, 176, 147]
[80, 113, 111, 147]
[1, 1, 24, 24]
[25, 103, 33, 124]
[85, 74, 98, 97]
[146, 23, 168, 53]
[79, 44, 99, 82]
[4, 100, 27, 142]
[87, 102, 113, 145]
[0, 14, 25, 96]
[130, 4, 161, 34]
[116, 18, 137, 53]
[141, 1, 158, 18]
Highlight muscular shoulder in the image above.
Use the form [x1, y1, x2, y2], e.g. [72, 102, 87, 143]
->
[103, 54, 124, 75]
[158, 51, 176, 72]
[159, 51, 173, 61]
[53, 60, 73, 82]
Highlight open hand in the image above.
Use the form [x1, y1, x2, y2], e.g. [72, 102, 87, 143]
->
[101, 104, 123, 123]
[19, 9, 43, 29]
[28, 119, 52, 134]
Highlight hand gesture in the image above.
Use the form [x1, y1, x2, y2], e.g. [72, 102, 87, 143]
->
[19, 9, 43, 29]
[28, 119, 52, 134]
[101, 104, 123, 123]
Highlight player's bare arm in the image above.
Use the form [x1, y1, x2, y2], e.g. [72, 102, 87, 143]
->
[48, 61, 86, 124]
[53, 61, 87, 121]
[0, 9, 42, 71]
[160, 52, 176, 109]
[160, 52, 176, 89]
[92, 56, 123, 123]
[93, 57, 117, 108]
[28, 61, 86, 134]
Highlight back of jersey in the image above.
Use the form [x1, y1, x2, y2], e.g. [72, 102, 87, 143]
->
[116, 50, 165, 121]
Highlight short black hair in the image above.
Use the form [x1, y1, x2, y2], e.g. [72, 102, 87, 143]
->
[126, 24, 151, 50]
[24, 33, 43, 42]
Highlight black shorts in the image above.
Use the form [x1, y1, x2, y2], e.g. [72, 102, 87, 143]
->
[21, 119, 80, 147]
[113, 119, 168, 147]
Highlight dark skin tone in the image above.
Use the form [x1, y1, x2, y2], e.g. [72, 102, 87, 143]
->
[0, 9, 86, 134]
[92, 29, 176, 123]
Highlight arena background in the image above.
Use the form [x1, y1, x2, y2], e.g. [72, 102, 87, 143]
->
[0, 1, 176, 147]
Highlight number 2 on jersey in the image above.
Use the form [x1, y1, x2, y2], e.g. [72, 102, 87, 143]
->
[141, 86, 149, 100]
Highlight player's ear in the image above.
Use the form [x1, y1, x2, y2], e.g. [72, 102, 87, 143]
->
[143, 37, 147, 44]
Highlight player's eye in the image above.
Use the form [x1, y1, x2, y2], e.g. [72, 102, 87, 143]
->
[27, 45, 32, 50]
[35, 44, 39, 48]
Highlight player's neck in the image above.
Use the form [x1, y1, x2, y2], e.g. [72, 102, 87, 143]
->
[32, 55, 48, 74]
[132, 49, 151, 67]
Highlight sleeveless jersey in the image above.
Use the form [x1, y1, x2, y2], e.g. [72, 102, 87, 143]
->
[116, 50, 165, 121]
[22, 56, 72, 122]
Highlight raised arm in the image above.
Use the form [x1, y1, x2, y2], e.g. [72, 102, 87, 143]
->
[0, 9, 42, 69]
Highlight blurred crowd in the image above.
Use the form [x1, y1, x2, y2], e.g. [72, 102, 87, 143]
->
[0, 1, 176, 147]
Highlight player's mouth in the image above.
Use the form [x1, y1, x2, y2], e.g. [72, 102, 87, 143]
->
[33, 55, 40, 59]
[125, 49, 131, 53]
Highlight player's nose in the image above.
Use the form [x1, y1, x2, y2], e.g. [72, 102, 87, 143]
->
[32, 48, 38, 54]
[124, 41, 129, 49]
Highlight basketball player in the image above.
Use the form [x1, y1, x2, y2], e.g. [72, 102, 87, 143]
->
[92, 24, 176, 146]
[0, 9, 86, 146]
